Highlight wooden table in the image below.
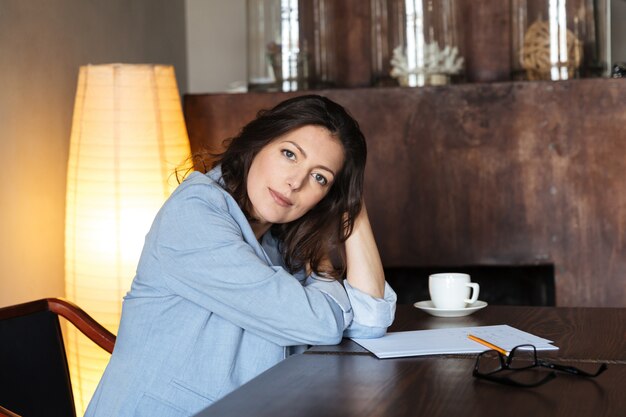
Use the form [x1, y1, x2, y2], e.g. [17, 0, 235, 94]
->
[309, 305, 626, 363]
[194, 306, 626, 416]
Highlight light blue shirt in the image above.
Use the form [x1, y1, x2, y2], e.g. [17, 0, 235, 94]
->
[85, 167, 396, 417]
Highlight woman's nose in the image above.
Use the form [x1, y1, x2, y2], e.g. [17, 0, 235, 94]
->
[286, 170, 306, 190]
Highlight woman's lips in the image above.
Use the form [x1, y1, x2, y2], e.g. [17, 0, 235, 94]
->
[269, 188, 293, 207]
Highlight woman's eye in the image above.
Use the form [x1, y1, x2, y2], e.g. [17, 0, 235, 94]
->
[312, 173, 328, 186]
[281, 149, 296, 160]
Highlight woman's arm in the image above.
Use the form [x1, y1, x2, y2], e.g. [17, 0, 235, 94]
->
[154, 181, 353, 346]
[344, 203, 386, 299]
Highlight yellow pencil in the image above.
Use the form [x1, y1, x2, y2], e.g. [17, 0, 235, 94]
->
[468, 334, 509, 356]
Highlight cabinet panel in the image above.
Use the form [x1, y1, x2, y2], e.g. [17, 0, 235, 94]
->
[184, 79, 626, 307]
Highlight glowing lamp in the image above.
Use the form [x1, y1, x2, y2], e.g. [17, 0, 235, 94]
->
[64, 64, 190, 412]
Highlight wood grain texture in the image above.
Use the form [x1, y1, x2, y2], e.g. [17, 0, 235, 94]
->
[334, 0, 372, 87]
[307, 305, 626, 363]
[196, 354, 626, 417]
[183, 78, 626, 307]
[459, 0, 511, 82]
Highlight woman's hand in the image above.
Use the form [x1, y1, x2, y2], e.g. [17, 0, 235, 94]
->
[344, 202, 385, 298]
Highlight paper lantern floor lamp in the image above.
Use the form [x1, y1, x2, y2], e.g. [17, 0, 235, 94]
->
[64, 64, 191, 412]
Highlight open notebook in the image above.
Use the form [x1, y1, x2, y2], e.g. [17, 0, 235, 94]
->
[351, 325, 558, 359]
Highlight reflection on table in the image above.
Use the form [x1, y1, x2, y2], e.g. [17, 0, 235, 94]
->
[195, 354, 625, 417]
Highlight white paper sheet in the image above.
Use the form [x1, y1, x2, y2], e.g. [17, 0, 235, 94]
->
[351, 325, 559, 359]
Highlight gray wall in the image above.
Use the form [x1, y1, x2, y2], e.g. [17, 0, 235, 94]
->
[186, 0, 246, 93]
[0, 0, 187, 307]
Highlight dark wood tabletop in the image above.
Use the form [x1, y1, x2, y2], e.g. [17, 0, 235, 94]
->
[307, 305, 626, 363]
[195, 305, 626, 416]
[195, 354, 626, 417]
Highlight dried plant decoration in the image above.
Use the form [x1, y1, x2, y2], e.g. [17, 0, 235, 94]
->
[521, 19, 582, 80]
[390, 42, 464, 86]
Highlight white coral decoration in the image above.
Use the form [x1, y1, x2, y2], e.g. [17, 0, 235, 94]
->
[390, 42, 464, 79]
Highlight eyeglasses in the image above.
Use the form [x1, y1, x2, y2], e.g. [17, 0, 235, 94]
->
[473, 344, 608, 388]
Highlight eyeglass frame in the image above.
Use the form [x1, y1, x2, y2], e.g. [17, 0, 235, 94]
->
[472, 344, 608, 388]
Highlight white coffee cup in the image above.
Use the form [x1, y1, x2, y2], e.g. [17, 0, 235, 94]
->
[429, 273, 480, 309]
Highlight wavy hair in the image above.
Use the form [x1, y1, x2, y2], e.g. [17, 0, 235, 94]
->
[199, 95, 367, 279]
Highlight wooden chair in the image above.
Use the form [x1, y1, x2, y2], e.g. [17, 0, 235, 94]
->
[0, 298, 116, 417]
[0, 405, 21, 417]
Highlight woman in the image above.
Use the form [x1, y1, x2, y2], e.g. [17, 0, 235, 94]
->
[85, 95, 396, 416]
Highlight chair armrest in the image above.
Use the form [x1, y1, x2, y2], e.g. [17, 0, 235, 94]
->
[46, 298, 116, 354]
[0, 404, 22, 417]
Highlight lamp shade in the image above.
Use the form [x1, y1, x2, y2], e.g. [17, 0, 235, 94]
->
[64, 64, 191, 412]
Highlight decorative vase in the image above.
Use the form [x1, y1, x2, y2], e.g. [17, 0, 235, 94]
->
[371, 0, 465, 87]
[246, 0, 336, 92]
[511, 0, 609, 80]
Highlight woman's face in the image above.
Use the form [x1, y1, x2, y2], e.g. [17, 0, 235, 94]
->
[247, 125, 345, 231]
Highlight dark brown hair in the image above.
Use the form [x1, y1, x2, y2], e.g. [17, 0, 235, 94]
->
[202, 95, 367, 279]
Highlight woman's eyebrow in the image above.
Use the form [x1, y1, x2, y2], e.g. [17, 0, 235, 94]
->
[286, 140, 307, 158]
[285, 140, 336, 177]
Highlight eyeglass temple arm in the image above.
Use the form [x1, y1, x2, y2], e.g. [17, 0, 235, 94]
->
[538, 360, 608, 377]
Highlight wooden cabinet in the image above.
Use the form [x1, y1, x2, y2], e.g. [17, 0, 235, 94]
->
[182, 0, 622, 309]
[184, 78, 626, 308]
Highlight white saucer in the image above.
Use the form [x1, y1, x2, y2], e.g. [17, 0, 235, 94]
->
[413, 300, 488, 318]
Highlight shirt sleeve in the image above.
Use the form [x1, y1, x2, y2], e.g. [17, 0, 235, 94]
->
[302, 275, 397, 339]
[342, 280, 397, 338]
[154, 182, 351, 347]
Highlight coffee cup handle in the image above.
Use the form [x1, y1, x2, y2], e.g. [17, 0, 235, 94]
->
[465, 283, 480, 305]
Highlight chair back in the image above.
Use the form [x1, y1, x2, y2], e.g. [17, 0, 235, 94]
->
[0, 298, 115, 417]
